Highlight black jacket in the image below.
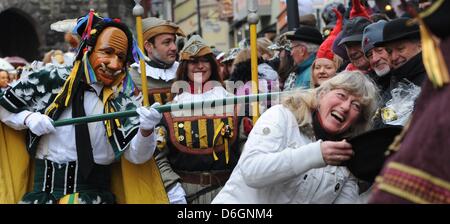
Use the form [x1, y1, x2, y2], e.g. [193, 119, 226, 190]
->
[372, 53, 426, 129]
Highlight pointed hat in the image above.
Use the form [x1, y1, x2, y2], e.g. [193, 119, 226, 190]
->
[317, 8, 343, 60]
[350, 0, 371, 20]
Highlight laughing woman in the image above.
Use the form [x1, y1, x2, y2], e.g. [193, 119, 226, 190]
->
[212, 71, 379, 204]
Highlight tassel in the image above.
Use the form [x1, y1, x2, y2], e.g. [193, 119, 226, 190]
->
[418, 18, 449, 88]
[212, 122, 225, 161]
[132, 39, 150, 63]
[82, 52, 97, 84]
[224, 139, 229, 164]
[82, 9, 95, 40]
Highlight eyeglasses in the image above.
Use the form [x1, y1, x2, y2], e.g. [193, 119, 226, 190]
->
[290, 44, 305, 50]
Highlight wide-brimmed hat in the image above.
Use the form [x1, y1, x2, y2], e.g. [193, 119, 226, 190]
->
[142, 17, 185, 41]
[344, 125, 403, 183]
[179, 35, 212, 60]
[286, 25, 323, 45]
[362, 20, 387, 55]
[338, 17, 372, 46]
[374, 18, 420, 47]
[421, 0, 450, 39]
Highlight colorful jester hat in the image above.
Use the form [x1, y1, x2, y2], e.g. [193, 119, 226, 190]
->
[350, 0, 371, 20]
[316, 8, 343, 61]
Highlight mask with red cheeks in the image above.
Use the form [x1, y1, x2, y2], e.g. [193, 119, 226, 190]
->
[89, 27, 128, 86]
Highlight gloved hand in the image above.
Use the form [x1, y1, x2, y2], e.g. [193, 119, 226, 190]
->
[136, 103, 162, 131]
[24, 112, 56, 136]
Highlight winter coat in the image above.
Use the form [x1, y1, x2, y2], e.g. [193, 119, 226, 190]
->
[212, 104, 360, 204]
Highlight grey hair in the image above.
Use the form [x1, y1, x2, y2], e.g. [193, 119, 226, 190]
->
[298, 41, 319, 53]
[283, 71, 380, 137]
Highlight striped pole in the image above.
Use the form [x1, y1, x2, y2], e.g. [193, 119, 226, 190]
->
[52, 91, 290, 127]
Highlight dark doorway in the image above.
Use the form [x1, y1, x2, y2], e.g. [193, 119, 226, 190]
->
[0, 8, 40, 62]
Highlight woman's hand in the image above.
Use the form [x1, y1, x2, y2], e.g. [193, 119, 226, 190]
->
[320, 140, 354, 165]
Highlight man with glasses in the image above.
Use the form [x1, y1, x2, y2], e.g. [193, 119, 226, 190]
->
[338, 17, 372, 73]
[284, 26, 323, 90]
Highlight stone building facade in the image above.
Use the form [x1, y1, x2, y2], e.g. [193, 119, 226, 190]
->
[0, 0, 137, 62]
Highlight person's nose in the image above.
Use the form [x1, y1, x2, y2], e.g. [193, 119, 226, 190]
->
[371, 53, 381, 64]
[108, 56, 122, 71]
[390, 50, 399, 63]
[197, 61, 206, 70]
[169, 42, 177, 51]
[319, 67, 326, 74]
[340, 99, 352, 112]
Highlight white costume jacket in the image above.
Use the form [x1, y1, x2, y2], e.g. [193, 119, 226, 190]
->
[212, 104, 360, 204]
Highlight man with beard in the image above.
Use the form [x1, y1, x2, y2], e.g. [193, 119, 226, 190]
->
[0, 13, 162, 203]
[129, 17, 188, 204]
[372, 17, 425, 126]
[361, 20, 393, 129]
[130, 17, 186, 105]
[370, 0, 450, 204]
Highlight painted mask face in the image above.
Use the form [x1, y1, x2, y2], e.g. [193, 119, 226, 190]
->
[0, 71, 9, 88]
[89, 27, 128, 86]
[318, 89, 362, 134]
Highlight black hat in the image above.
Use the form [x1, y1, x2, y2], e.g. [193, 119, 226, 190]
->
[374, 18, 420, 47]
[343, 125, 403, 183]
[421, 0, 450, 39]
[262, 26, 277, 34]
[286, 25, 323, 45]
[338, 17, 372, 46]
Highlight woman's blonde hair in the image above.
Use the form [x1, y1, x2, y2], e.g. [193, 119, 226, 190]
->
[282, 71, 379, 137]
[310, 55, 343, 88]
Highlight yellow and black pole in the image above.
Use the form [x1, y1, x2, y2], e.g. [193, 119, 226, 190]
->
[133, 0, 150, 106]
[110, 0, 168, 204]
[248, 0, 260, 123]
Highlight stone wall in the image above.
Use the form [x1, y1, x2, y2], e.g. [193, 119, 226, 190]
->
[0, 0, 136, 61]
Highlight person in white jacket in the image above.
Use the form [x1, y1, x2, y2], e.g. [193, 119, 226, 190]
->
[212, 71, 379, 204]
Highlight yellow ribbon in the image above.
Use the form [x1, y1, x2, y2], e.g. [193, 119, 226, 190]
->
[212, 121, 230, 164]
[58, 193, 79, 204]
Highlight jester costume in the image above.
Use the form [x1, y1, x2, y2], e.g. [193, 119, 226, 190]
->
[0, 11, 167, 204]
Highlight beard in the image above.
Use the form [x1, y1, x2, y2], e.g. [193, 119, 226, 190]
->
[152, 49, 175, 66]
[374, 66, 391, 77]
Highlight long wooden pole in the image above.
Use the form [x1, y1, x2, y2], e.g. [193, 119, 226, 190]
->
[248, 0, 260, 124]
[133, 0, 149, 106]
[52, 91, 287, 127]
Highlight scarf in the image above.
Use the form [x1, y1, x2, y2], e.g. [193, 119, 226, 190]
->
[312, 110, 344, 141]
